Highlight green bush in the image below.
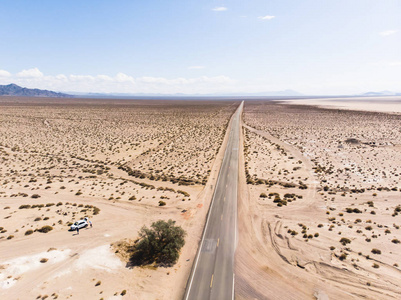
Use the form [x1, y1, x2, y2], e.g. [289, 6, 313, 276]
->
[25, 230, 34, 235]
[130, 219, 186, 266]
[177, 190, 190, 197]
[340, 237, 351, 245]
[37, 225, 53, 233]
[158, 201, 166, 206]
[346, 208, 362, 213]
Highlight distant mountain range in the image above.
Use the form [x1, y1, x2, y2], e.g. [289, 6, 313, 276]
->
[362, 91, 401, 96]
[0, 84, 71, 97]
[72, 89, 304, 98]
[214, 89, 304, 97]
[1, 83, 400, 98]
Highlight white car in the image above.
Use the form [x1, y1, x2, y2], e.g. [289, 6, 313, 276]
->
[70, 219, 88, 231]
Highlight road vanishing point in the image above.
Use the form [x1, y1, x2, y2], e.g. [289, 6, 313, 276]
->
[184, 101, 243, 300]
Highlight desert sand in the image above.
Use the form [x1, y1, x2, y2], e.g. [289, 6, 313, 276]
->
[282, 96, 401, 114]
[0, 97, 238, 299]
[236, 100, 401, 299]
[2, 96, 401, 300]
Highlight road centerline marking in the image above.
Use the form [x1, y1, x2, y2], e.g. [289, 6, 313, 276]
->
[184, 101, 243, 300]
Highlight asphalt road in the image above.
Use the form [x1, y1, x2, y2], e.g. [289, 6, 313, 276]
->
[184, 101, 243, 300]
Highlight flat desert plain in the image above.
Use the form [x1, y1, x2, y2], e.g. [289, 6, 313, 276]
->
[0, 97, 237, 299]
[236, 100, 401, 299]
[1, 96, 401, 300]
[282, 96, 401, 114]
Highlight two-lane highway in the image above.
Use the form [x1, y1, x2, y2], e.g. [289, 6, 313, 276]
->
[184, 101, 243, 300]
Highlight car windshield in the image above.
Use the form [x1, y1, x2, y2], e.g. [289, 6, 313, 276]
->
[74, 222, 78, 225]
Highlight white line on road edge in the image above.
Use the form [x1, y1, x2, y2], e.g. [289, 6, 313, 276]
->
[184, 108, 236, 300]
[234, 101, 243, 250]
[232, 273, 235, 300]
[232, 104, 241, 300]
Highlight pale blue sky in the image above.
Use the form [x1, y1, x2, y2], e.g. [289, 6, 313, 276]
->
[0, 0, 399, 94]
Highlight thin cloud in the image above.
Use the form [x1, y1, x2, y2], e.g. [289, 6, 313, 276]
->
[115, 72, 135, 82]
[0, 70, 11, 77]
[17, 67, 43, 78]
[369, 61, 401, 68]
[380, 30, 398, 36]
[188, 66, 205, 70]
[212, 7, 227, 12]
[258, 15, 275, 20]
[0, 68, 235, 94]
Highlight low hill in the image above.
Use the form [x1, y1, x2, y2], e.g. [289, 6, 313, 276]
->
[0, 84, 71, 97]
[362, 91, 401, 96]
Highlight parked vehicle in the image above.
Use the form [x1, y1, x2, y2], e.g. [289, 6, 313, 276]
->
[70, 219, 88, 231]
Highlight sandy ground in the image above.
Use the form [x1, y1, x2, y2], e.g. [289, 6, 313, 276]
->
[282, 96, 401, 114]
[0, 97, 238, 300]
[235, 101, 401, 299]
[3, 96, 401, 300]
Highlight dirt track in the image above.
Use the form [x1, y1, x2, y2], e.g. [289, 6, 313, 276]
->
[235, 102, 401, 299]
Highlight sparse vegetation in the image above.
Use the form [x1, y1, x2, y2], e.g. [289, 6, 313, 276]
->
[371, 248, 381, 254]
[340, 238, 351, 245]
[130, 219, 186, 266]
[37, 225, 53, 233]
